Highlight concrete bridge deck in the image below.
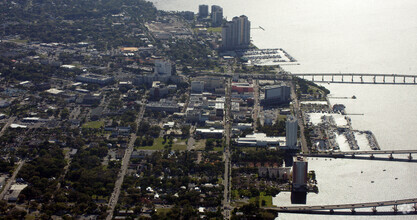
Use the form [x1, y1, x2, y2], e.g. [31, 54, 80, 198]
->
[292, 73, 417, 85]
[265, 198, 417, 213]
[302, 150, 417, 156]
[300, 150, 417, 161]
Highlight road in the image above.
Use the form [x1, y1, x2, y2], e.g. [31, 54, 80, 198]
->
[222, 78, 232, 219]
[290, 81, 309, 153]
[106, 98, 146, 220]
[252, 79, 260, 132]
[0, 159, 25, 200]
[0, 116, 16, 137]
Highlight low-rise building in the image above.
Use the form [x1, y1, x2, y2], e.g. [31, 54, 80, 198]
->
[236, 133, 285, 147]
[146, 99, 180, 113]
[195, 128, 224, 138]
[76, 73, 114, 85]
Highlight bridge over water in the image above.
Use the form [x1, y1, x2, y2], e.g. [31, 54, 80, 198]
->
[265, 198, 417, 215]
[300, 150, 417, 161]
[292, 73, 417, 85]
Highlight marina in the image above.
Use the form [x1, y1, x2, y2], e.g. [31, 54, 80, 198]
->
[235, 48, 298, 66]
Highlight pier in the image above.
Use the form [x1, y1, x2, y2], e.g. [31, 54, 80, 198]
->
[292, 73, 417, 85]
[265, 198, 417, 215]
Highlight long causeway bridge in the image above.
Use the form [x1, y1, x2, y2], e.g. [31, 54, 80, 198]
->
[292, 73, 417, 85]
[300, 150, 417, 161]
[265, 198, 417, 215]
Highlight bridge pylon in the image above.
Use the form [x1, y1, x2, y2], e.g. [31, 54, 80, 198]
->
[351, 208, 356, 214]
[393, 205, 398, 213]
[372, 206, 377, 214]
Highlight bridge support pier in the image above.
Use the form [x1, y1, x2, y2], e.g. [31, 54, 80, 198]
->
[332, 75, 334, 82]
[370, 154, 374, 159]
[383, 76, 385, 83]
[404, 76, 406, 83]
[351, 153, 355, 158]
[351, 208, 356, 214]
[394, 75, 396, 83]
[372, 206, 377, 214]
[389, 153, 394, 160]
[409, 153, 413, 161]
[373, 76, 376, 83]
[414, 77, 416, 84]
[351, 75, 354, 82]
[342, 75, 344, 82]
[330, 209, 334, 214]
[414, 203, 417, 212]
[360, 75, 363, 83]
[393, 205, 398, 213]
[312, 76, 314, 81]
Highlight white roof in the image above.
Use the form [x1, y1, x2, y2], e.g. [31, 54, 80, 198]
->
[46, 88, 64, 94]
[237, 133, 286, 146]
[61, 64, 76, 69]
[10, 184, 28, 191]
[196, 128, 224, 134]
[10, 124, 27, 129]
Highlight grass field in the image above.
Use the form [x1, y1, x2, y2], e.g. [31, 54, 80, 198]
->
[249, 192, 273, 207]
[213, 146, 224, 152]
[137, 137, 187, 151]
[206, 27, 222, 32]
[193, 27, 222, 33]
[82, 121, 104, 129]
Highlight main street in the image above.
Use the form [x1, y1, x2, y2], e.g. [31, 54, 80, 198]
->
[223, 78, 232, 219]
[253, 79, 260, 132]
[106, 97, 147, 220]
[290, 80, 309, 153]
[0, 160, 25, 200]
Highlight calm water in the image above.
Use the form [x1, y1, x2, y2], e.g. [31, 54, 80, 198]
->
[150, 0, 417, 218]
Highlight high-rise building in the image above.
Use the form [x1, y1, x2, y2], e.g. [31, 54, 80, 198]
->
[221, 15, 251, 50]
[211, 5, 223, 27]
[292, 157, 308, 188]
[154, 60, 173, 76]
[286, 115, 298, 149]
[291, 156, 308, 204]
[263, 84, 291, 106]
[198, 5, 209, 18]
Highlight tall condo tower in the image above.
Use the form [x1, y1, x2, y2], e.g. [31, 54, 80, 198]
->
[286, 115, 298, 149]
[198, 5, 209, 18]
[211, 5, 223, 27]
[221, 15, 251, 50]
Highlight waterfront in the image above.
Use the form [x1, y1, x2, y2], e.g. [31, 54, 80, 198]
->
[150, 0, 417, 218]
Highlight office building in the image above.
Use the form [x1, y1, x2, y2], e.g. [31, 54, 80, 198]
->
[232, 82, 254, 93]
[198, 5, 209, 18]
[263, 84, 291, 105]
[211, 5, 223, 27]
[154, 59, 173, 76]
[150, 81, 168, 99]
[286, 115, 298, 149]
[182, 11, 195, 20]
[76, 73, 114, 85]
[191, 81, 205, 93]
[221, 15, 251, 50]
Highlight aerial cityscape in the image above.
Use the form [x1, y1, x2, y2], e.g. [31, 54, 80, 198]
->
[0, 0, 417, 219]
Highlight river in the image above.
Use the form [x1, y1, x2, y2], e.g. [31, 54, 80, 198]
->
[149, 0, 417, 219]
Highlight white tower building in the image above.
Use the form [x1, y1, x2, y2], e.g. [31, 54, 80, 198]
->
[286, 115, 298, 149]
